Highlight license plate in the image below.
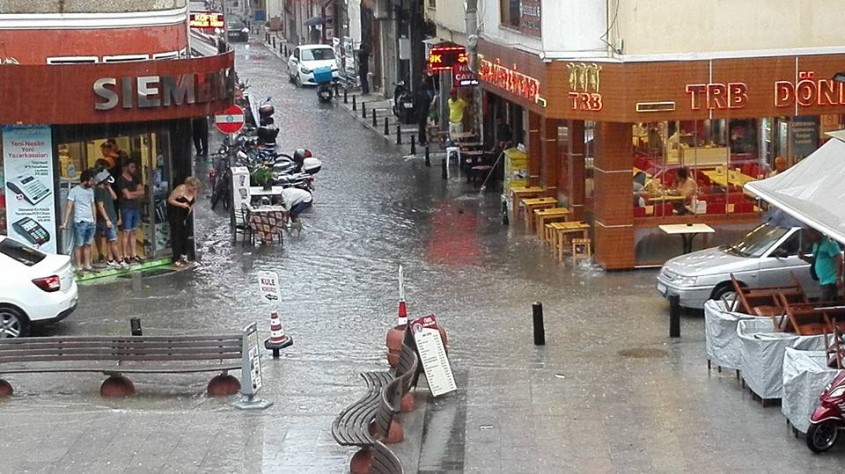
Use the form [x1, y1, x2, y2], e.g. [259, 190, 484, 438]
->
[403, 103, 414, 108]
[657, 283, 667, 295]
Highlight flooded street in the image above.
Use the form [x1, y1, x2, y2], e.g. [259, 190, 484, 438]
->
[2, 38, 843, 473]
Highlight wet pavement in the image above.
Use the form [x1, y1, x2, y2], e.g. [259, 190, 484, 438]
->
[2, 36, 844, 473]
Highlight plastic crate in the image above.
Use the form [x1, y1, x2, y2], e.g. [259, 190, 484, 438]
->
[313, 67, 333, 84]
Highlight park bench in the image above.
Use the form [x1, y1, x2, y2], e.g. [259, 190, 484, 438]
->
[0, 334, 245, 397]
[728, 273, 808, 317]
[332, 329, 420, 474]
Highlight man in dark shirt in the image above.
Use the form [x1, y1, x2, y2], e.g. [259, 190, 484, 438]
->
[117, 160, 144, 264]
[357, 43, 370, 95]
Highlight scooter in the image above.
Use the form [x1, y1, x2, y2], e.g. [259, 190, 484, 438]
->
[391, 80, 414, 123]
[806, 370, 845, 453]
[314, 66, 336, 103]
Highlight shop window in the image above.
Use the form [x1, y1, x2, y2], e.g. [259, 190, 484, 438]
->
[46, 56, 98, 64]
[428, 0, 436, 8]
[500, 0, 521, 28]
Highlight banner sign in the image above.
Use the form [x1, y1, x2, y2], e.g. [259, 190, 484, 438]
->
[2, 125, 56, 253]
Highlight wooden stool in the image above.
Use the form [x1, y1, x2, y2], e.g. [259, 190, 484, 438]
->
[551, 221, 590, 261]
[522, 197, 557, 231]
[534, 207, 570, 236]
[510, 186, 545, 222]
[572, 238, 592, 262]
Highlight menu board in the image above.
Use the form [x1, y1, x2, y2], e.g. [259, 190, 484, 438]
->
[520, 0, 542, 37]
[2, 125, 56, 253]
[411, 314, 456, 398]
[792, 116, 819, 162]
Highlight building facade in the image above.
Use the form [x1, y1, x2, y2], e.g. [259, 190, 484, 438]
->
[478, 0, 845, 269]
[0, 0, 234, 261]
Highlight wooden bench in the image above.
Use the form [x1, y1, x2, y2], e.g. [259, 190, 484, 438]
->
[332, 330, 420, 474]
[728, 273, 808, 317]
[521, 197, 557, 231]
[533, 207, 570, 239]
[0, 334, 245, 397]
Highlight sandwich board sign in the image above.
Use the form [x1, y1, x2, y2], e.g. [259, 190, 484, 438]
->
[233, 322, 273, 410]
[410, 314, 456, 397]
[258, 271, 281, 302]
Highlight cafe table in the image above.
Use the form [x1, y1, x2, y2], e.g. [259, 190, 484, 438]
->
[248, 205, 288, 244]
[659, 223, 715, 254]
[521, 197, 558, 231]
[510, 186, 545, 221]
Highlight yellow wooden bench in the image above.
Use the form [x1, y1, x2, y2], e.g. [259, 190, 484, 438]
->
[533, 207, 570, 240]
[521, 197, 557, 231]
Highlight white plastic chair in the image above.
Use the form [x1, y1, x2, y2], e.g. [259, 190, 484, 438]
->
[445, 146, 461, 179]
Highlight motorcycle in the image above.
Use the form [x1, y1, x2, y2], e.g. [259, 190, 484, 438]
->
[391, 80, 415, 124]
[314, 66, 336, 103]
[806, 370, 845, 453]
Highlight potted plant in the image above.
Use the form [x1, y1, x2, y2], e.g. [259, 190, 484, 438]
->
[252, 167, 273, 191]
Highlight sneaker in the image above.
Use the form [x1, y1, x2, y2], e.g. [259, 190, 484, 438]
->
[132, 256, 144, 264]
[106, 260, 120, 269]
[119, 260, 129, 269]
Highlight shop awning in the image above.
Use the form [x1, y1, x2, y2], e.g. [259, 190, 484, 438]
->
[744, 134, 845, 244]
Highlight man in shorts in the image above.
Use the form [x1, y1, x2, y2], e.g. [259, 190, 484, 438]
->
[60, 169, 97, 274]
[94, 169, 127, 269]
[117, 160, 145, 264]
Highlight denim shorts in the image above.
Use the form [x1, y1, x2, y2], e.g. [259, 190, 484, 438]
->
[74, 221, 95, 246]
[121, 208, 140, 231]
[97, 222, 118, 241]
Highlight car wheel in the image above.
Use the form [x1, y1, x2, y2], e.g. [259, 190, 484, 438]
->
[0, 306, 30, 339]
[295, 72, 303, 88]
[711, 282, 737, 306]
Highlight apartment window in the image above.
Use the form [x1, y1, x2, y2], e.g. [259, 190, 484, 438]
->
[500, 0, 520, 28]
[428, 0, 436, 8]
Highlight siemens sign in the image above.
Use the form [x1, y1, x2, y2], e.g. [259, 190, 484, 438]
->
[93, 68, 235, 110]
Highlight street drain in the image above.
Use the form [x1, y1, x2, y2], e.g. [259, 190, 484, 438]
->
[617, 348, 669, 359]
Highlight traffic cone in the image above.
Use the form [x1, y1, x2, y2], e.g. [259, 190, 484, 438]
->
[386, 299, 408, 367]
[264, 311, 293, 358]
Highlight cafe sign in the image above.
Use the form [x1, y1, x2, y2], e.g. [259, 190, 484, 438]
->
[189, 12, 225, 29]
[567, 63, 603, 111]
[478, 58, 541, 103]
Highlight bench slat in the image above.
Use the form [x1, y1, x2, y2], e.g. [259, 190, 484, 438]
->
[0, 347, 242, 357]
[372, 441, 403, 474]
[332, 371, 391, 446]
[0, 364, 241, 374]
[0, 340, 241, 350]
[0, 353, 243, 364]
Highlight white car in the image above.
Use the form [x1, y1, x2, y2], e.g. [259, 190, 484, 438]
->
[288, 44, 339, 87]
[0, 236, 78, 338]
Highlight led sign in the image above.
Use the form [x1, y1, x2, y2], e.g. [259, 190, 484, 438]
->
[190, 12, 225, 29]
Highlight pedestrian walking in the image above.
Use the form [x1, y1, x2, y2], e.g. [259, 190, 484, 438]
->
[167, 177, 199, 267]
[357, 43, 370, 95]
[415, 74, 433, 146]
[94, 169, 126, 269]
[192, 116, 209, 157]
[799, 228, 844, 303]
[116, 160, 145, 265]
[60, 169, 97, 275]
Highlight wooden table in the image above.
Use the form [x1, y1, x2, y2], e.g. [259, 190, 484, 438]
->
[534, 207, 570, 238]
[510, 186, 545, 221]
[701, 170, 756, 188]
[549, 221, 591, 261]
[647, 193, 686, 203]
[522, 197, 558, 231]
[658, 223, 715, 254]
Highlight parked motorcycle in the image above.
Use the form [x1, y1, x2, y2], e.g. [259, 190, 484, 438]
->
[806, 370, 845, 453]
[391, 80, 415, 124]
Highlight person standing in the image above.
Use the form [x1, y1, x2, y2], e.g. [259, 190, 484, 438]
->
[117, 160, 145, 265]
[166, 177, 199, 267]
[799, 228, 844, 303]
[192, 117, 209, 157]
[357, 43, 370, 95]
[415, 75, 433, 146]
[447, 88, 467, 139]
[94, 170, 126, 269]
[60, 169, 97, 275]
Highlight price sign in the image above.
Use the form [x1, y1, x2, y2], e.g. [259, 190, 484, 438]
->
[240, 322, 263, 395]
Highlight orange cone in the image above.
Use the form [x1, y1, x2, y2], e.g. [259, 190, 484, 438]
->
[264, 311, 293, 358]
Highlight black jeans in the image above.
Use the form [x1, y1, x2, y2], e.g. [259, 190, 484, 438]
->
[193, 132, 208, 155]
[169, 217, 188, 262]
[359, 69, 369, 94]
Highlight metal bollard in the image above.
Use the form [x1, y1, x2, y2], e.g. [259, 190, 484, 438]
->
[131, 271, 142, 292]
[532, 302, 546, 345]
[396, 124, 402, 145]
[352, 95, 357, 111]
[384, 117, 389, 135]
[334, 82, 339, 99]
[502, 200, 509, 225]
[362, 101, 367, 118]
[279, 42, 283, 54]
[669, 295, 681, 338]
[410, 135, 416, 155]
[344, 88, 348, 104]
[441, 158, 448, 179]
[372, 108, 377, 127]
[130, 317, 142, 336]
[272, 37, 276, 48]
[424, 144, 431, 167]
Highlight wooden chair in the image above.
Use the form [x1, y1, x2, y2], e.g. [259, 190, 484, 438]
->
[775, 297, 845, 336]
[728, 273, 807, 317]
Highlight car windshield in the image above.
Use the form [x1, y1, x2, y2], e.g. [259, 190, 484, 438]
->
[0, 237, 46, 266]
[725, 224, 790, 258]
[301, 48, 334, 61]
[228, 21, 244, 30]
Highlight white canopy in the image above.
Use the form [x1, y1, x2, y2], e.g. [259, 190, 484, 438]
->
[745, 133, 845, 245]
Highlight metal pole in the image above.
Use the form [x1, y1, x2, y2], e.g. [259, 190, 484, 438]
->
[532, 302, 545, 345]
[396, 124, 402, 145]
[384, 117, 389, 135]
[669, 295, 681, 338]
[410, 135, 416, 155]
[502, 200, 509, 225]
[424, 144, 430, 167]
[352, 95, 357, 111]
[372, 108, 377, 127]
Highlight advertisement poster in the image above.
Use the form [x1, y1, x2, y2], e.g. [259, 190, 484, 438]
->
[2, 125, 57, 253]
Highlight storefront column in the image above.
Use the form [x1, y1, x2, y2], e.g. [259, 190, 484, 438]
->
[593, 122, 635, 270]
[567, 120, 586, 221]
[540, 118, 559, 196]
[527, 111, 542, 187]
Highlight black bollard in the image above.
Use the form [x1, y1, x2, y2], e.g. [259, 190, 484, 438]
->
[362, 101, 367, 118]
[352, 95, 357, 111]
[396, 124, 402, 145]
[502, 200, 509, 225]
[272, 37, 276, 48]
[372, 108, 377, 127]
[283, 45, 287, 56]
[384, 117, 389, 135]
[344, 88, 348, 104]
[130, 317, 142, 336]
[441, 158, 448, 179]
[424, 144, 431, 167]
[410, 135, 416, 155]
[280, 43, 284, 54]
[669, 295, 681, 338]
[334, 82, 339, 99]
[532, 302, 546, 345]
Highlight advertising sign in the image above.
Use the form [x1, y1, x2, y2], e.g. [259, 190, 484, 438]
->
[189, 12, 225, 29]
[2, 125, 56, 253]
[411, 314, 457, 397]
[258, 271, 281, 302]
[241, 322, 264, 395]
[428, 46, 467, 72]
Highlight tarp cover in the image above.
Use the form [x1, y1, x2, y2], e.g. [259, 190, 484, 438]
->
[745, 136, 845, 244]
[737, 319, 825, 400]
[704, 299, 757, 370]
[781, 348, 841, 433]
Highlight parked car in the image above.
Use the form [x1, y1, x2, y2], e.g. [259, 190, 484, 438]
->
[656, 223, 819, 309]
[0, 236, 78, 338]
[227, 20, 249, 42]
[287, 44, 339, 87]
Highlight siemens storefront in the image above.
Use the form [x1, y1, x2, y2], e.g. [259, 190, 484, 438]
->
[0, 52, 234, 261]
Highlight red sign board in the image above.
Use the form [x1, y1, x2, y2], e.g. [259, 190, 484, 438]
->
[410, 314, 438, 333]
[428, 46, 467, 72]
[453, 63, 478, 87]
[215, 105, 245, 134]
[190, 12, 225, 29]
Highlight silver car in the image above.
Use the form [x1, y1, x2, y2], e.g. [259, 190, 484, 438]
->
[656, 223, 818, 309]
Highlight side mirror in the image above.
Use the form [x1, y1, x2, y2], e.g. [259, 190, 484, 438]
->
[772, 248, 790, 259]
